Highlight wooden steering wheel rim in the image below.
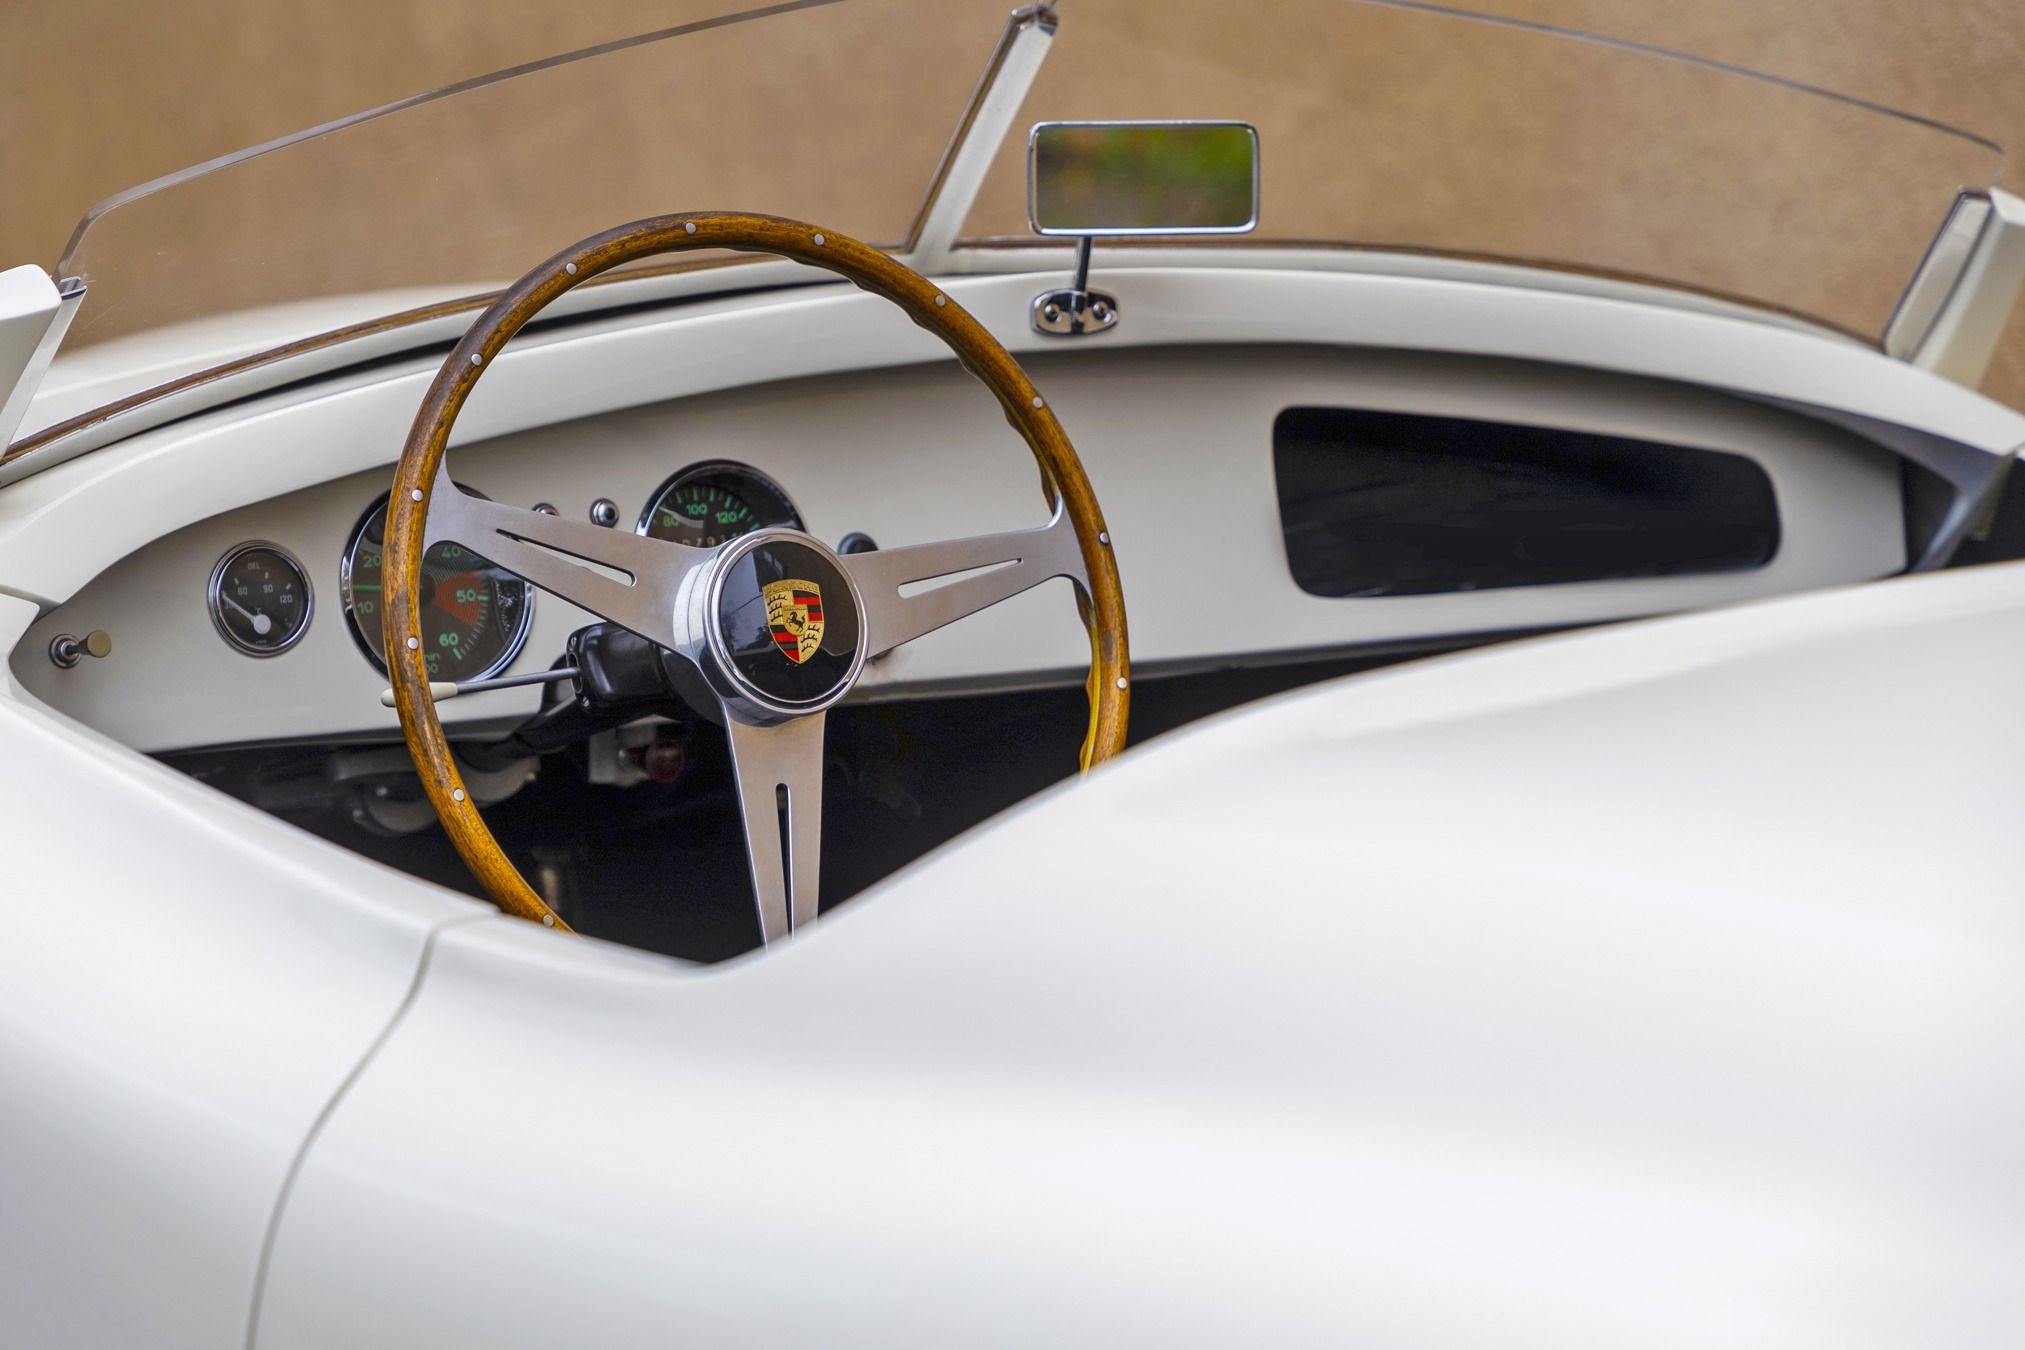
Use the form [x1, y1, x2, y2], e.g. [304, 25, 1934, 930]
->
[386, 212, 1130, 929]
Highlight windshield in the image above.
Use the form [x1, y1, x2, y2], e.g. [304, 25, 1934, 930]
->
[29, 0, 2016, 441]
[955, 0, 2004, 340]
[53, 0, 1011, 352]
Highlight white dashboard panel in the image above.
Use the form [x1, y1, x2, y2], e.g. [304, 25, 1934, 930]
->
[10, 346, 1902, 753]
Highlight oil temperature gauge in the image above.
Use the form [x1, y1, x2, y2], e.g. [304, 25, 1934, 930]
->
[209, 543, 313, 656]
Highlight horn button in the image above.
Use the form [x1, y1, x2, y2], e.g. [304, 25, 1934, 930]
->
[704, 531, 865, 716]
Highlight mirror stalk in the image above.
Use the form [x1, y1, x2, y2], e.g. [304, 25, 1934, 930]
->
[1032, 237, 1118, 338]
[1025, 119, 1259, 338]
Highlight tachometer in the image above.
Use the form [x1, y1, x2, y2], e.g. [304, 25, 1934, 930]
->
[638, 462, 801, 549]
[340, 492, 533, 680]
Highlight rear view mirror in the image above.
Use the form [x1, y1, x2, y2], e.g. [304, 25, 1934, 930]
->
[1028, 121, 1260, 236]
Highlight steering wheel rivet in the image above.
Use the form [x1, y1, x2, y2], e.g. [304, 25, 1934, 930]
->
[410, 488, 423, 502]
[684, 222, 697, 234]
[813, 232, 826, 246]
[1099, 531, 1110, 545]
[542, 914, 556, 927]
[564, 262, 578, 276]
[406, 636, 419, 650]
[451, 788, 466, 803]
[1031, 395, 1044, 408]
[934, 294, 947, 307]
[469, 353, 482, 366]
[1116, 676, 1128, 689]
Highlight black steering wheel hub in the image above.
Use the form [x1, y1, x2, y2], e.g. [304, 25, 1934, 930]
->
[702, 530, 866, 718]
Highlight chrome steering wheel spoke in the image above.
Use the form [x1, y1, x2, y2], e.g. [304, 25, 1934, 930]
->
[425, 477, 1091, 945]
[840, 503, 1087, 658]
[723, 712, 827, 943]
[424, 462, 708, 650]
[708, 505, 1090, 944]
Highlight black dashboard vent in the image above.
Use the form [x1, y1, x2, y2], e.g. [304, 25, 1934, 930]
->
[1273, 407, 1780, 598]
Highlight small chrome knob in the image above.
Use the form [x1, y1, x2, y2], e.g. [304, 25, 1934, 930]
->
[49, 629, 112, 669]
[589, 498, 619, 527]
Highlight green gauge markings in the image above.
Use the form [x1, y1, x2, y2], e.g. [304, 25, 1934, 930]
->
[640, 466, 802, 548]
[340, 493, 532, 679]
[644, 480, 763, 547]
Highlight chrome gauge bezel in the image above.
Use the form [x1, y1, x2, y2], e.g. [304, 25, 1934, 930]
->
[338, 487, 536, 680]
[636, 460, 804, 545]
[208, 541, 314, 658]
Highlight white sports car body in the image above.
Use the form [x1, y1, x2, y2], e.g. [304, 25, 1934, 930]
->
[3, 3, 2023, 1345]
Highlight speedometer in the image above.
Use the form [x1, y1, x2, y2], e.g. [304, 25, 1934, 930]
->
[638, 462, 801, 549]
[339, 491, 534, 680]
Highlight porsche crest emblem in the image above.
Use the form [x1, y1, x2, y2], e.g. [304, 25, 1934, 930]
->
[763, 578, 825, 665]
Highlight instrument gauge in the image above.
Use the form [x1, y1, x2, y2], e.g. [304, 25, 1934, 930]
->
[339, 491, 534, 680]
[638, 462, 802, 549]
[209, 543, 313, 656]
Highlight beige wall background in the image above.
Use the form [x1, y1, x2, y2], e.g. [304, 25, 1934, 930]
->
[4, 0, 2025, 402]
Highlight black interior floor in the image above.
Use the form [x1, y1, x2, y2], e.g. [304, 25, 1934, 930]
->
[167, 646, 1453, 962]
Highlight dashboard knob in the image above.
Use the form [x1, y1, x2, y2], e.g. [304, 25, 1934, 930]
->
[49, 629, 111, 669]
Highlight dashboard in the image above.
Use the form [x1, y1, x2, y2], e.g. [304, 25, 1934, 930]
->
[11, 344, 1906, 754]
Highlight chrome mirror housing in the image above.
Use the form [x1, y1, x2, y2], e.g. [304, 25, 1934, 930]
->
[1026, 119, 1260, 338]
[1027, 120, 1260, 236]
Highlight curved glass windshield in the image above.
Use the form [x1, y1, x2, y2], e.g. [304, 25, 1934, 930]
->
[963, 0, 2004, 340]
[54, 0, 1012, 353]
[26, 0, 2017, 448]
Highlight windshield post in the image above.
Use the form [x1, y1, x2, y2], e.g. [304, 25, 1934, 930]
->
[905, 4, 1058, 269]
